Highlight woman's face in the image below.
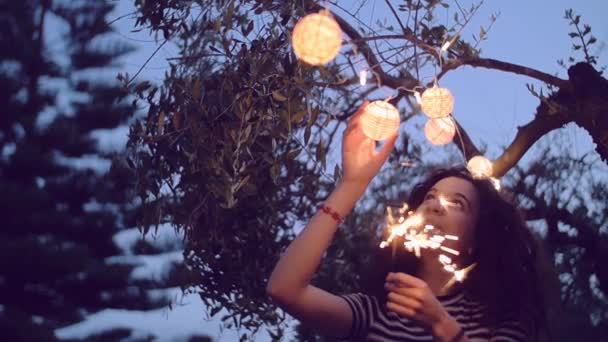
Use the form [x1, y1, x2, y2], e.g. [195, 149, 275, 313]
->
[416, 176, 480, 256]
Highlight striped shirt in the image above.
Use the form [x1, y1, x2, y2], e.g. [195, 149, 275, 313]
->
[340, 290, 529, 341]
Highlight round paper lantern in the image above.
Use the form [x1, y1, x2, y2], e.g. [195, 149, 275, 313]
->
[360, 101, 400, 141]
[421, 86, 454, 119]
[467, 156, 493, 178]
[292, 11, 342, 66]
[424, 117, 455, 145]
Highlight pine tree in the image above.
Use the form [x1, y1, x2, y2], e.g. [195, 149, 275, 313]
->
[0, 1, 174, 340]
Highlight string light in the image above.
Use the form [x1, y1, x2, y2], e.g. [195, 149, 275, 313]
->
[359, 69, 368, 86]
[440, 41, 452, 53]
[421, 86, 454, 119]
[467, 155, 493, 178]
[360, 100, 400, 141]
[291, 10, 342, 66]
[490, 177, 501, 190]
[424, 117, 455, 145]
[414, 91, 422, 105]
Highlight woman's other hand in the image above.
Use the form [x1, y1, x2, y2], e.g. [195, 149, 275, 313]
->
[341, 101, 398, 186]
[385, 272, 462, 341]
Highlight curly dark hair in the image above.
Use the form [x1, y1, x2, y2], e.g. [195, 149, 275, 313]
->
[362, 166, 548, 340]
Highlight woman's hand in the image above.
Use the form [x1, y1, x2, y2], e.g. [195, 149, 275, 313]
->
[385, 273, 463, 341]
[341, 101, 398, 185]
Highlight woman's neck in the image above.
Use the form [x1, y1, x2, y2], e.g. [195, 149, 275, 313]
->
[417, 256, 458, 296]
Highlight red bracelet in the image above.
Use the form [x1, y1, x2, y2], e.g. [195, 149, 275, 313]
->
[320, 205, 344, 223]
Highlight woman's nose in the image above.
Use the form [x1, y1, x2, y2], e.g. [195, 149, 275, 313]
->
[424, 198, 445, 215]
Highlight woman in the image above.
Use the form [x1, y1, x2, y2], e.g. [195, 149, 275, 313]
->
[266, 102, 547, 341]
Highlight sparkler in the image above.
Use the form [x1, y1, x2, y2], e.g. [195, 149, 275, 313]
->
[380, 197, 475, 286]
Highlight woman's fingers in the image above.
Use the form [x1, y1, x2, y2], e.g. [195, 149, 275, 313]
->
[387, 291, 422, 310]
[386, 272, 427, 288]
[386, 301, 416, 318]
[344, 102, 369, 136]
[385, 282, 423, 299]
[375, 132, 398, 161]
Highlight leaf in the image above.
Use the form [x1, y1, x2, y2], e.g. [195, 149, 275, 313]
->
[209, 44, 222, 53]
[287, 148, 302, 159]
[158, 111, 165, 135]
[479, 26, 486, 40]
[270, 163, 280, 182]
[234, 175, 250, 193]
[588, 36, 597, 45]
[316, 138, 326, 169]
[223, 0, 235, 28]
[323, 113, 332, 127]
[210, 306, 222, 317]
[243, 21, 254, 36]
[223, 39, 232, 56]
[583, 24, 591, 36]
[134, 80, 151, 93]
[192, 79, 202, 102]
[127, 157, 136, 169]
[292, 110, 307, 124]
[568, 32, 578, 38]
[310, 107, 321, 126]
[213, 19, 222, 32]
[242, 125, 252, 142]
[304, 124, 311, 145]
[230, 130, 238, 143]
[333, 164, 341, 182]
[172, 112, 182, 130]
[272, 90, 287, 102]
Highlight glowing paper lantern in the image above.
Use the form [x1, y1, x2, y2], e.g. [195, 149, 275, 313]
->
[292, 11, 342, 66]
[360, 101, 400, 141]
[421, 86, 454, 119]
[424, 117, 455, 145]
[467, 156, 493, 178]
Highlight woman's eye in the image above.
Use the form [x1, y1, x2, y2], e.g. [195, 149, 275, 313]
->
[424, 193, 435, 200]
[451, 199, 465, 210]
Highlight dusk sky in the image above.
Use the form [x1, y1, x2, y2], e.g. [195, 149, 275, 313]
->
[58, 1, 608, 340]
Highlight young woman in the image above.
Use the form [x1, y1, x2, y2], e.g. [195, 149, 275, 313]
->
[266, 102, 547, 341]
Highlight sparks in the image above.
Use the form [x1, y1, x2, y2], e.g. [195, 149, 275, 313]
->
[380, 206, 459, 259]
[441, 262, 477, 291]
[381, 201, 476, 291]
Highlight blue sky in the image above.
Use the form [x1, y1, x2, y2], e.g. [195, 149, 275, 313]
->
[59, 1, 608, 341]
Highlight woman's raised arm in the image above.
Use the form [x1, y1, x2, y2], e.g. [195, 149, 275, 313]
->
[266, 101, 398, 337]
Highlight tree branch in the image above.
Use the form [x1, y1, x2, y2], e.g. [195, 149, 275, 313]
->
[492, 111, 572, 177]
[439, 57, 571, 89]
[384, 0, 407, 35]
